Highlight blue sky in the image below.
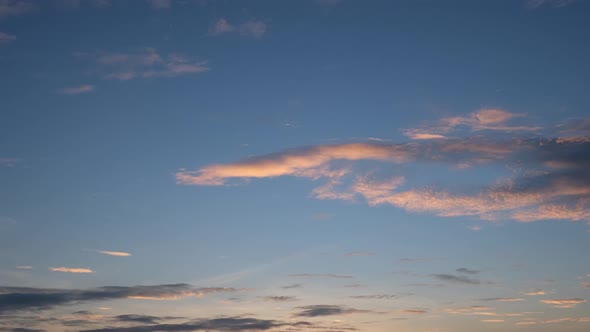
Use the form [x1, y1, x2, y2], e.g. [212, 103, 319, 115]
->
[1, 0, 590, 331]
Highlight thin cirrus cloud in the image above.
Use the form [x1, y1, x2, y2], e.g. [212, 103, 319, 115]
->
[403, 109, 541, 140]
[432, 274, 481, 285]
[57, 84, 95, 95]
[288, 273, 354, 279]
[93, 48, 208, 80]
[456, 268, 480, 275]
[293, 304, 373, 317]
[0, 284, 241, 313]
[526, 0, 578, 8]
[210, 18, 267, 38]
[482, 298, 526, 302]
[524, 289, 547, 295]
[0, 0, 36, 18]
[97, 250, 131, 257]
[540, 298, 587, 308]
[0, 31, 16, 43]
[49, 267, 94, 273]
[177, 112, 590, 223]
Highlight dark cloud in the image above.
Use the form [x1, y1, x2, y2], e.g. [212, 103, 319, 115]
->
[432, 274, 481, 285]
[114, 315, 162, 324]
[293, 305, 372, 317]
[0, 284, 239, 313]
[281, 283, 302, 289]
[349, 294, 396, 299]
[259, 296, 297, 302]
[2, 329, 46, 332]
[80, 317, 309, 332]
[289, 273, 353, 279]
[456, 268, 479, 275]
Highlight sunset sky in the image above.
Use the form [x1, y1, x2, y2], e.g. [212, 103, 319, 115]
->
[1, 0, 589, 331]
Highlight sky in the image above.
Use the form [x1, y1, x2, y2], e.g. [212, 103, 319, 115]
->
[0, 0, 589, 331]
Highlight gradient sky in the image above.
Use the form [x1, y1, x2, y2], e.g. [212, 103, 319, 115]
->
[1, 0, 590, 331]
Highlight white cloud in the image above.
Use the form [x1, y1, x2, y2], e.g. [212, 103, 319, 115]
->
[49, 267, 94, 273]
[58, 84, 95, 95]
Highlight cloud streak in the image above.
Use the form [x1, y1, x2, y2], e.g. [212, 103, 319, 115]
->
[57, 85, 94, 95]
[49, 267, 93, 273]
[97, 250, 131, 257]
[0, 284, 241, 313]
[95, 49, 208, 80]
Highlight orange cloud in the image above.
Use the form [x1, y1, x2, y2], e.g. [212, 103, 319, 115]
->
[49, 267, 94, 273]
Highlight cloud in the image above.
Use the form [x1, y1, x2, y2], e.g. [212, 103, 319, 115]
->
[238, 21, 267, 38]
[114, 314, 161, 324]
[345, 252, 375, 257]
[482, 298, 525, 302]
[79, 317, 303, 332]
[259, 296, 297, 302]
[210, 18, 235, 35]
[403, 109, 540, 140]
[481, 319, 504, 323]
[97, 250, 131, 257]
[350, 294, 396, 299]
[176, 143, 413, 186]
[526, 0, 578, 8]
[445, 306, 494, 314]
[456, 268, 479, 275]
[15, 266, 32, 269]
[0, 158, 19, 167]
[210, 18, 267, 38]
[281, 283, 302, 289]
[57, 85, 94, 95]
[96, 49, 208, 80]
[49, 267, 94, 273]
[401, 309, 428, 314]
[0, 284, 240, 313]
[540, 298, 586, 308]
[582, 281, 590, 288]
[294, 305, 372, 317]
[0, 0, 36, 18]
[289, 273, 353, 279]
[524, 289, 547, 296]
[0, 31, 15, 43]
[177, 114, 590, 223]
[148, 0, 171, 9]
[432, 274, 480, 285]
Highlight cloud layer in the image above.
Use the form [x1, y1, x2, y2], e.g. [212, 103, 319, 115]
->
[177, 112, 590, 223]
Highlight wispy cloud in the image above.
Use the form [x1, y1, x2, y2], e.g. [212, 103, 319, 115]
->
[0, 158, 20, 167]
[526, 0, 578, 8]
[281, 283, 302, 289]
[95, 49, 208, 80]
[57, 84, 94, 95]
[210, 18, 267, 38]
[293, 305, 372, 317]
[345, 251, 375, 257]
[16, 265, 32, 269]
[432, 274, 481, 285]
[97, 250, 131, 257]
[403, 109, 541, 140]
[148, 0, 171, 9]
[483, 298, 525, 302]
[0, 284, 241, 313]
[177, 114, 590, 223]
[49, 267, 94, 273]
[350, 294, 396, 299]
[456, 268, 479, 275]
[524, 289, 547, 296]
[0, 0, 36, 18]
[289, 273, 353, 279]
[540, 298, 586, 308]
[259, 296, 297, 302]
[0, 31, 15, 43]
